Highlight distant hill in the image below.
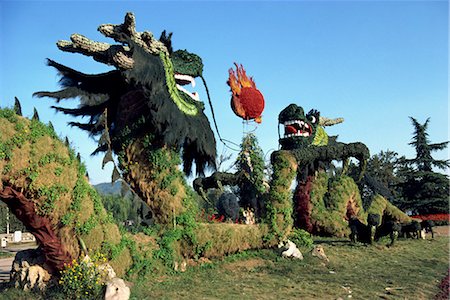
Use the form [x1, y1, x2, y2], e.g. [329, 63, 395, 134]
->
[93, 180, 124, 196]
[93, 180, 151, 225]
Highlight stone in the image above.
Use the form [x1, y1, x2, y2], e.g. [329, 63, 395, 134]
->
[105, 277, 131, 300]
[24, 265, 51, 291]
[242, 209, 256, 225]
[10, 249, 51, 292]
[98, 263, 117, 281]
[278, 240, 303, 259]
[173, 260, 187, 272]
[312, 245, 329, 262]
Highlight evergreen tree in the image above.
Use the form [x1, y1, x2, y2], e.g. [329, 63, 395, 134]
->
[397, 117, 449, 214]
[235, 133, 267, 217]
[406, 117, 449, 171]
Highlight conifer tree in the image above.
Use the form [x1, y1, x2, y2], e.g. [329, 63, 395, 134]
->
[397, 117, 449, 214]
[235, 133, 267, 217]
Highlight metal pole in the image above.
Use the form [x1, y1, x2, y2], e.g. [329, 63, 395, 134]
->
[6, 207, 10, 235]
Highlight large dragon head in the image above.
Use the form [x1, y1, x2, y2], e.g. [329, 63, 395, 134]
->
[278, 104, 320, 150]
[34, 12, 216, 176]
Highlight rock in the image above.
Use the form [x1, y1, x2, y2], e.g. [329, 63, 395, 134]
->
[242, 209, 256, 225]
[24, 265, 51, 291]
[312, 245, 329, 262]
[105, 277, 131, 300]
[278, 240, 303, 259]
[10, 248, 52, 292]
[174, 260, 187, 272]
[98, 263, 117, 281]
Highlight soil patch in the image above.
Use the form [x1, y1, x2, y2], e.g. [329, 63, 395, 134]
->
[434, 226, 449, 237]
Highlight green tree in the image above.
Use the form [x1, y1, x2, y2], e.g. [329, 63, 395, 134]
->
[349, 150, 403, 207]
[101, 195, 130, 223]
[235, 133, 268, 217]
[397, 117, 449, 214]
[0, 202, 26, 233]
[100, 194, 142, 225]
[406, 117, 449, 171]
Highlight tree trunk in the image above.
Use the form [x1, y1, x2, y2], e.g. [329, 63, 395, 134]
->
[0, 187, 72, 273]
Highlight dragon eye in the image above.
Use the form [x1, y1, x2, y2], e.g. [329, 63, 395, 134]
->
[309, 116, 316, 124]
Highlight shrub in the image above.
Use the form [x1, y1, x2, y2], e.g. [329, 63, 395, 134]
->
[58, 253, 108, 299]
[288, 228, 314, 248]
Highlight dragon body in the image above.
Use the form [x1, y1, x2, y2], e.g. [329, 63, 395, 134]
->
[268, 104, 410, 238]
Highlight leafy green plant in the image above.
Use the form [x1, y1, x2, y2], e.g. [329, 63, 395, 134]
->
[0, 107, 18, 123]
[288, 228, 313, 248]
[37, 184, 69, 215]
[58, 254, 108, 300]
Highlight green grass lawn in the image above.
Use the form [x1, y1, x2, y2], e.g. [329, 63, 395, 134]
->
[1, 236, 448, 299]
[130, 236, 448, 300]
[0, 251, 14, 259]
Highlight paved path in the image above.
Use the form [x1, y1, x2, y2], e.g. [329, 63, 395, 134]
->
[434, 225, 449, 237]
[0, 242, 37, 283]
[0, 257, 14, 282]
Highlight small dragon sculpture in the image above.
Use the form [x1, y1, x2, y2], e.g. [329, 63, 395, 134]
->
[268, 103, 408, 238]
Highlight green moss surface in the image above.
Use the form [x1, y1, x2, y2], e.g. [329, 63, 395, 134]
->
[292, 170, 410, 237]
[0, 108, 125, 266]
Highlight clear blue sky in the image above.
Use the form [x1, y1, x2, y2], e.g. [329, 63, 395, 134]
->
[1, 1, 448, 184]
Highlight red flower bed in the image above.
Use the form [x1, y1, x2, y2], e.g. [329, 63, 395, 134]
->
[208, 214, 225, 223]
[411, 214, 450, 222]
[435, 269, 449, 300]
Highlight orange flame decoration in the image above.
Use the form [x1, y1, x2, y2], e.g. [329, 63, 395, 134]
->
[227, 63, 265, 124]
[228, 63, 256, 97]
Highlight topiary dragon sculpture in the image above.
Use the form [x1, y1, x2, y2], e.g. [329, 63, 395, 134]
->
[0, 14, 413, 289]
[0, 13, 274, 282]
[34, 12, 217, 226]
[267, 103, 410, 239]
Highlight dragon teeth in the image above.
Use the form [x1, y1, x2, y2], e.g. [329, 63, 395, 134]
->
[174, 74, 196, 88]
[284, 120, 298, 126]
[283, 120, 309, 126]
[174, 73, 200, 101]
[176, 84, 200, 101]
[283, 132, 311, 138]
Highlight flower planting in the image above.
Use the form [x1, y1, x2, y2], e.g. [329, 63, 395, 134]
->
[58, 253, 108, 300]
[412, 214, 449, 226]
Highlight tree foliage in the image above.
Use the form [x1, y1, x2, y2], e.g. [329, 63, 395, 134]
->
[397, 117, 449, 214]
[100, 194, 141, 225]
[349, 117, 449, 215]
[349, 150, 403, 208]
[406, 117, 449, 171]
[235, 133, 267, 216]
[0, 202, 26, 233]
